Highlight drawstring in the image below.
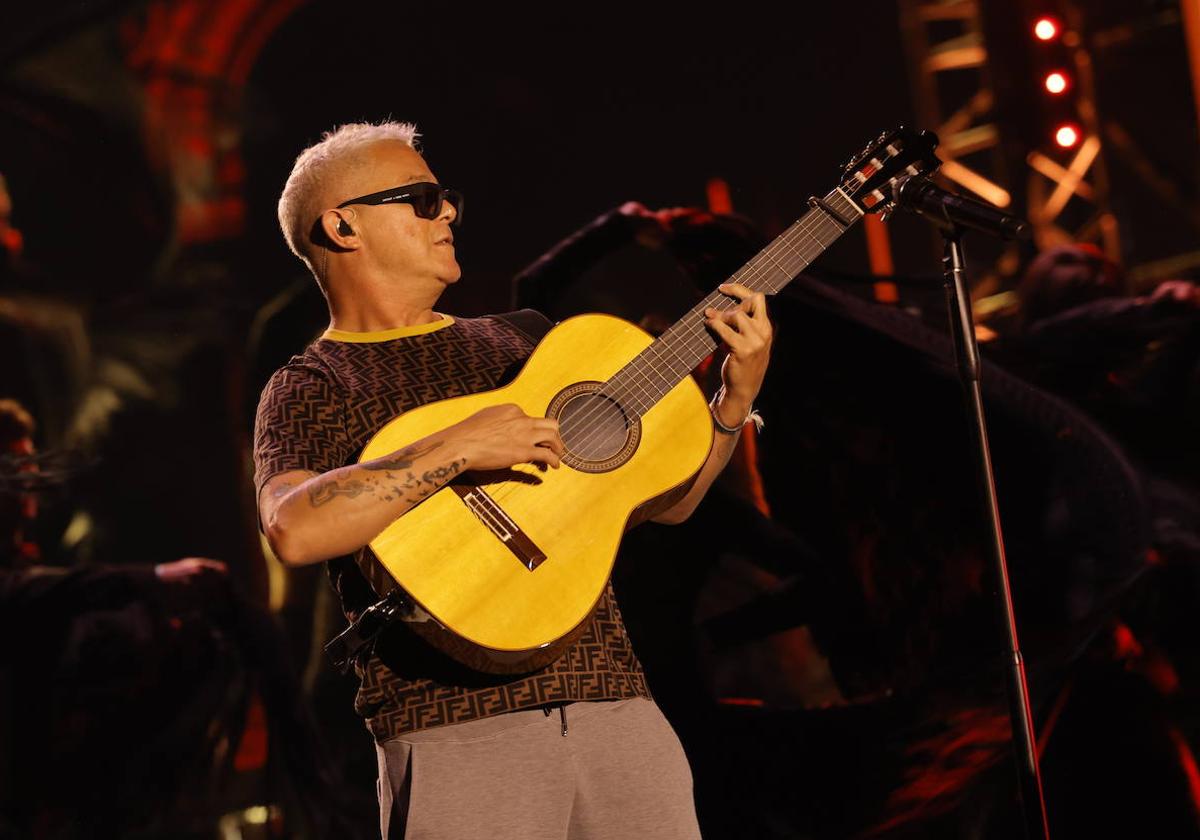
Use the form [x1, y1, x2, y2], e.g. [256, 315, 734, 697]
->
[543, 703, 569, 736]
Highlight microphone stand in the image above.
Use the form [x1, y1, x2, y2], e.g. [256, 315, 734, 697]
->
[940, 227, 1051, 840]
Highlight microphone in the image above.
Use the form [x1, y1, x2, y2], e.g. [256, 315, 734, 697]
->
[894, 176, 1031, 241]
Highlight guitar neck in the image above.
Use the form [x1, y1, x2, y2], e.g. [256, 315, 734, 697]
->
[604, 187, 863, 416]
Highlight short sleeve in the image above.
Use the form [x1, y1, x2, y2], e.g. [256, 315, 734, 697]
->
[252, 362, 353, 496]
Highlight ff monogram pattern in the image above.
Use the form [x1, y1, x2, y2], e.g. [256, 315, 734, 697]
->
[253, 315, 651, 739]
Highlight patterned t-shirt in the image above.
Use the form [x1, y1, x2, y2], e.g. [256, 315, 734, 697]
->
[252, 314, 651, 740]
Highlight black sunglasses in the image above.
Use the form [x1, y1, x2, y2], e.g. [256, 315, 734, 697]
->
[336, 182, 464, 226]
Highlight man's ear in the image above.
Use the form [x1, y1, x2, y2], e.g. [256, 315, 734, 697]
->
[319, 208, 359, 249]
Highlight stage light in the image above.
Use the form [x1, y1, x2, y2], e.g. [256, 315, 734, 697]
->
[1044, 71, 1069, 94]
[1034, 17, 1060, 41]
[1054, 124, 1081, 148]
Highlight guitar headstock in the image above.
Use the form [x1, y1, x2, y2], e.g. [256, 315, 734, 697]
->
[840, 128, 941, 216]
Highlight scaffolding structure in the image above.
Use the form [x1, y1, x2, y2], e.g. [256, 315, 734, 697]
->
[897, 0, 1122, 286]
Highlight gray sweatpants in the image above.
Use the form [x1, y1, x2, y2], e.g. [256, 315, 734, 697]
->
[375, 697, 702, 839]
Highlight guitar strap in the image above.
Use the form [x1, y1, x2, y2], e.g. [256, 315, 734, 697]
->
[492, 308, 555, 345]
[324, 309, 555, 673]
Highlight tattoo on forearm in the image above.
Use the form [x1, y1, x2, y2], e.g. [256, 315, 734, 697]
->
[308, 478, 371, 507]
[412, 459, 466, 498]
[422, 462, 462, 484]
[363, 441, 444, 471]
[305, 458, 467, 509]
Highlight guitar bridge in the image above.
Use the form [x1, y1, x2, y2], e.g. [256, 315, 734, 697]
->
[451, 484, 547, 571]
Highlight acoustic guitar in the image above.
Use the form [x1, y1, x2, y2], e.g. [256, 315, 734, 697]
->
[357, 127, 942, 673]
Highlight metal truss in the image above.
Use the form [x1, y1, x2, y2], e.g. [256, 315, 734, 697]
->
[898, 0, 1122, 287]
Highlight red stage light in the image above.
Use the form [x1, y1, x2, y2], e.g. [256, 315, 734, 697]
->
[1034, 17, 1060, 41]
[1055, 124, 1081, 148]
[1044, 71, 1069, 94]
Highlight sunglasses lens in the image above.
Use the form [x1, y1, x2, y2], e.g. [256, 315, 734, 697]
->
[411, 184, 441, 219]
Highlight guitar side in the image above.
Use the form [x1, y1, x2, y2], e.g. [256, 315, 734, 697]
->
[359, 312, 713, 663]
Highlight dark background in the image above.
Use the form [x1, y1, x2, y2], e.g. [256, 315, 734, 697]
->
[3, 2, 1195, 311]
[1, 1, 1198, 838]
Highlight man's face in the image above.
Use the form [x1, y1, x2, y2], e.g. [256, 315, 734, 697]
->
[339, 142, 461, 289]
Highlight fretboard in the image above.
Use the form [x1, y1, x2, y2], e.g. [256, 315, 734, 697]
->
[603, 187, 863, 416]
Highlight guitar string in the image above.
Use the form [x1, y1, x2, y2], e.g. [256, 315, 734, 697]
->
[501, 207, 835, 493]
[576, 182, 872, 443]
[533, 189, 857, 479]
[486, 188, 863, 507]
[553, 188, 860, 456]
[543, 131, 918, 462]
[548, 193, 849, 455]
[485, 187, 868, 511]
[450, 149, 904, 558]
[486, 188, 862, 506]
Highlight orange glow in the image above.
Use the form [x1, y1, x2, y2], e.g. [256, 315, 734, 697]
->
[1168, 727, 1200, 816]
[1054, 124, 1081, 148]
[1034, 17, 1060, 41]
[1044, 71, 1069, 94]
[864, 213, 894, 275]
[706, 177, 733, 214]
[233, 692, 269, 772]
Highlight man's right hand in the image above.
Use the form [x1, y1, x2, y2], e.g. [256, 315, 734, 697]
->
[449, 404, 564, 471]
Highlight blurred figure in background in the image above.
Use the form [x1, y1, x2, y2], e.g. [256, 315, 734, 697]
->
[0, 173, 23, 279]
[0, 398, 356, 839]
[1015, 243, 1129, 327]
[976, 243, 1200, 838]
[0, 398, 226, 837]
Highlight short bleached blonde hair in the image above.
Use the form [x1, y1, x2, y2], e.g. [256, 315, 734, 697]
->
[276, 120, 420, 273]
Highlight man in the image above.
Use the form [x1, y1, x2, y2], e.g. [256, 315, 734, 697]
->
[253, 121, 771, 839]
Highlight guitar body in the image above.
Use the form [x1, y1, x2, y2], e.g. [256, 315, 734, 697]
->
[359, 313, 713, 673]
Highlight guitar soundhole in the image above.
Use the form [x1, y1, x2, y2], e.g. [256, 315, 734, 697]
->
[548, 382, 641, 474]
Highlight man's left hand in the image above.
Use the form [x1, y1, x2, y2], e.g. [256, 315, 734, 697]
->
[704, 282, 772, 424]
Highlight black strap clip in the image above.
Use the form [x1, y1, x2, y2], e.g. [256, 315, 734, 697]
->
[324, 590, 413, 674]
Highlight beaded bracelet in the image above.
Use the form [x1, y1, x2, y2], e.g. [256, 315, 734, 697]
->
[709, 388, 765, 435]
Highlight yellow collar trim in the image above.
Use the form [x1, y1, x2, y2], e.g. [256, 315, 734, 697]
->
[322, 315, 455, 343]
